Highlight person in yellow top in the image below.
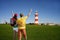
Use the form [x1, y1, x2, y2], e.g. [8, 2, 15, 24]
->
[16, 9, 32, 40]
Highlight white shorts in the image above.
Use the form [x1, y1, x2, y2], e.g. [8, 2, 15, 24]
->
[13, 27, 18, 32]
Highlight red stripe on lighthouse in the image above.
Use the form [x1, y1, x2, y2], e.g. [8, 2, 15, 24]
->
[35, 19, 38, 21]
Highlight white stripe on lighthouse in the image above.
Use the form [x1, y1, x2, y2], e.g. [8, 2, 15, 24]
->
[35, 21, 38, 23]
[35, 17, 38, 19]
[35, 13, 38, 15]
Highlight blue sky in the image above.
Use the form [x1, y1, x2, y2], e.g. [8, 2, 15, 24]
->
[0, 0, 60, 24]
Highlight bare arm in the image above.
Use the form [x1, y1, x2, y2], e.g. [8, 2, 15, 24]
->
[27, 9, 32, 17]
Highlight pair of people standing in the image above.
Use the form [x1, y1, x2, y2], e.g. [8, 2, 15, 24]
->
[10, 9, 32, 40]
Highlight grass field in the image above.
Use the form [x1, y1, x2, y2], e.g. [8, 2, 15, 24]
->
[0, 24, 60, 40]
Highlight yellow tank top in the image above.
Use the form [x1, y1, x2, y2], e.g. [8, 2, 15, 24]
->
[16, 16, 28, 29]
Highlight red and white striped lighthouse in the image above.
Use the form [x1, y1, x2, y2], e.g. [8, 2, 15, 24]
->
[34, 11, 38, 24]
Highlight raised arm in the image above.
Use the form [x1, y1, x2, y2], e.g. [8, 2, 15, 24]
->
[27, 9, 32, 17]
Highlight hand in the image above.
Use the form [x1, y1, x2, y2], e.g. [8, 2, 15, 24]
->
[27, 9, 32, 17]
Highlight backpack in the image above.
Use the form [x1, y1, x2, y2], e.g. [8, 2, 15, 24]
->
[10, 18, 16, 26]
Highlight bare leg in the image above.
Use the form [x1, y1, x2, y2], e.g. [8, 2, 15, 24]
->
[22, 29, 27, 40]
[13, 30, 16, 40]
[18, 29, 22, 40]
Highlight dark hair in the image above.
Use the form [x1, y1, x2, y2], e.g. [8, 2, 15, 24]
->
[20, 13, 23, 17]
[13, 15, 17, 20]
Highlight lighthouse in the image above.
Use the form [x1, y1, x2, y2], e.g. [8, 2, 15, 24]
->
[34, 11, 38, 24]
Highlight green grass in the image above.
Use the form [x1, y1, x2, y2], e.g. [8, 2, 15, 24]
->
[0, 24, 60, 40]
[0, 24, 13, 40]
